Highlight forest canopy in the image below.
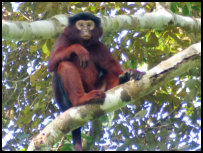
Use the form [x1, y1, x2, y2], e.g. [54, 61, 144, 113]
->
[2, 2, 201, 151]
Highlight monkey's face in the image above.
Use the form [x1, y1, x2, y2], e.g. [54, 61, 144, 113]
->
[76, 20, 95, 40]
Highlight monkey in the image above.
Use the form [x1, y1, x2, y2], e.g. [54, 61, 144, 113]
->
[48, 12, 144, 150]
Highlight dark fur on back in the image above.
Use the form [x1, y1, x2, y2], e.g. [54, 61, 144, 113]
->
[69, 12, 101, 27]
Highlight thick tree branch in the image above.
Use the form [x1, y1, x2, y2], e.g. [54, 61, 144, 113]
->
[27, 42, 201, 151]
[3, 9, 201, 41]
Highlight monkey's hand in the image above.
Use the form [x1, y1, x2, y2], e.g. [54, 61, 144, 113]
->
[119, 69, 145, 84]
[70, 44, 90, 69]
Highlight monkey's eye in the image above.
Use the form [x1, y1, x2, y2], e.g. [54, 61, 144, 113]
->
[87, 21, 95, 30]
[76, 20, 85, 30]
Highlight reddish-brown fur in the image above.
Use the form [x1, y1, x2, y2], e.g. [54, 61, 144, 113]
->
[48, 28, 123, 106]
[48, 20, 123, 151]
[48, 13, 143, 151]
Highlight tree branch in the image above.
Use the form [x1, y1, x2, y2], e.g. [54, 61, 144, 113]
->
[27, 42, 201, 151]
[2, 9, 201, 41]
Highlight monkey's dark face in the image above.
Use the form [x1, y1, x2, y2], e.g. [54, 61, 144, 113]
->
[75, 20, 95, 40]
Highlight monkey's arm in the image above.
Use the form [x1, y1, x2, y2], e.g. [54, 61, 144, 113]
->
[48, 44, 89, 72]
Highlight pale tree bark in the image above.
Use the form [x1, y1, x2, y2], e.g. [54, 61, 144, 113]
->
[27, 42, 201, 151]
[2, 8, 201, 41]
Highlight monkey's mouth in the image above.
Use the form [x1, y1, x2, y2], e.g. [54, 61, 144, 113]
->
[83, 35, 91, 40]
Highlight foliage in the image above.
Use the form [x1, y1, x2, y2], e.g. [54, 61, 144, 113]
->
[2, 2, 201, 151]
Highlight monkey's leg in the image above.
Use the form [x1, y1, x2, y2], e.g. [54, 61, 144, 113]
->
[57, 61, 105, 106]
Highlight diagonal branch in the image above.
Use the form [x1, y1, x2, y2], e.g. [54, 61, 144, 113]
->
[27, 42, 201, 151]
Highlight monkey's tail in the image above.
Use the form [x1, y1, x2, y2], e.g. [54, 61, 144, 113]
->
[72, 127, 82, 151]
[53, 72, 83, 151]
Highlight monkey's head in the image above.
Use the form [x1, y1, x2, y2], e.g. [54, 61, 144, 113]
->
[68, 12, 101, 40]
